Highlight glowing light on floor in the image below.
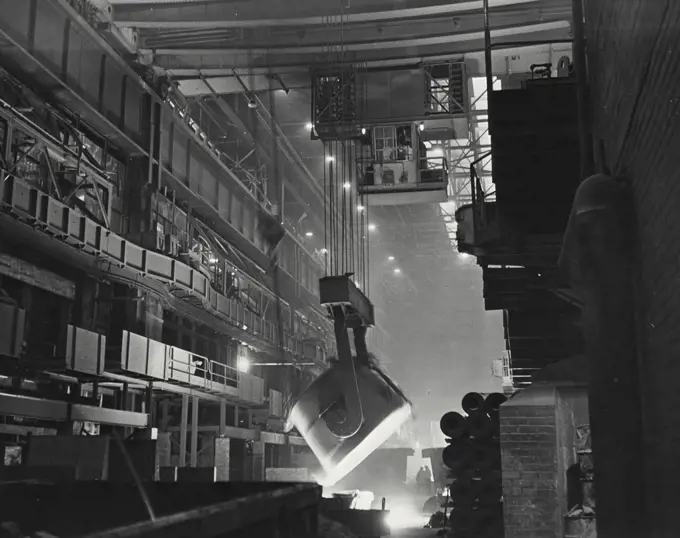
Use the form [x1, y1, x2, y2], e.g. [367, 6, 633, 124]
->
[385, 505, 429, 530]
[312, 403, 412, 487]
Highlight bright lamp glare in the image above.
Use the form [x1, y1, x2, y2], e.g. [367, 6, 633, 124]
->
[368, 223, 376, 231]
[326, 156, 335, 163]
[305, 231, 314, 237]
[385, 506, 429, 530]
[237, 356, 251, 373]
[394, 268, 401, 274]
[357, 205, 365, 212]
[361, 127, 367, 135]
[305, 122, 314, 130]
[343, 182, 352, 190]
[419, 123, 425, 132]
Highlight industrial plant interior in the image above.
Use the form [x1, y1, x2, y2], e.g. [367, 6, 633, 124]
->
[0, 0, 672, 537]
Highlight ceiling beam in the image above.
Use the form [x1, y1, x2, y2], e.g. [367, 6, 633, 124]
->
[178, 75, 308, 97]
[150, 25, 572, 70]
[164, 41, 573, 77]
[146, 20, 570, 56]
[112, 0, 542, 29]
[137, 4, 571, 50]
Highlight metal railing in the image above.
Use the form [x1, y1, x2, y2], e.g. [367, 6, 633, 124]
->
[0, 174, 329, 367]
[166, 347, 238, 391]
[356, 155, 448, 189]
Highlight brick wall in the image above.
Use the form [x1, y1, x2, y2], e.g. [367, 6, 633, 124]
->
[585, 0, 680, 529]
[501, 405, 559, 538]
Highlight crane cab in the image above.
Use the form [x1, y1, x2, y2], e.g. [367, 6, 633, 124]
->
[357, 122, 449, 206]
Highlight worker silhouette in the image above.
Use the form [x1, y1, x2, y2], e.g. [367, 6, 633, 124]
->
[417, 466, 433, 495]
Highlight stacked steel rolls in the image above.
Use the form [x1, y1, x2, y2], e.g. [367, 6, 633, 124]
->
[440, 392, 507, 538]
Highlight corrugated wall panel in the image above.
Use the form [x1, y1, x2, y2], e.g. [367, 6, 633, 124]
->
[33, 1, 66, 71]
[188, 150, 203, 194]
[171, 130, 188, 182]
[123, 77, 143, 138]
[230, 193, 242, 231]
[103, 59, 124, 125]
[218, 183, 230, 222]
[160, 113, 173, 169]
[203, 168, 219, 209]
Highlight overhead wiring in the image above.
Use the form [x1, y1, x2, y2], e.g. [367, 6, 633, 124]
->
[318, 0, 368, 285]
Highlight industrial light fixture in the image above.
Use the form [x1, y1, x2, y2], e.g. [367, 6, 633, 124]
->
[326, 156, 335, 163]
[419, 122, 425, 132]
[306, 231, 314, 237]
[209, 257, 218, 264]
[357, 204, 365, 212]
[361, 127, 367, 135]
[320, 248, 328, 254]
[368, 223, 377, 231]
[247, 98, 258, 109]
[388, 256, 395, 261]
[269, 73, 290, 94]
[343, 182, 352, 190]
[305, 122, 314, 130]
[393, 268, 402, 274]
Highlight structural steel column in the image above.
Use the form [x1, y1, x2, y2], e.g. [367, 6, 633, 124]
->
[251, 441, 265, 481]
[179, 394, 189, 467]
[219, 400, 227, 436]
[190, 396, 199, 467]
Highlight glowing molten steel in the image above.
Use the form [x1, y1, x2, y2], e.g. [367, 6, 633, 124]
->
[289, 360, 412, 487]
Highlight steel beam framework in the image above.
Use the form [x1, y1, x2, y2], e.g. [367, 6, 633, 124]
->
[110, 0, 545, 28]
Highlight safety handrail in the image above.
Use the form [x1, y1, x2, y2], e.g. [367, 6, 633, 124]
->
[166, 348, 238, 391]
[0, 174, 332, 366]
[420, 156, 449, 172]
